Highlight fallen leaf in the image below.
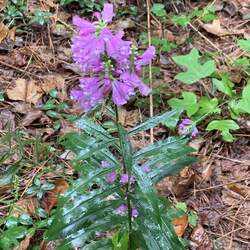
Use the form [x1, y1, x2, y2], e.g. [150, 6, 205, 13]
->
[7, 78, 43, 104]
[13, 235, 32, 250]
[190, 224, 212, 248]
[201, 19, 244, 36]
[0, 23, 9, 43]
[11, 197, 40, 217]
[0, 110, 15, 130]
[13, 102, 32, 114]
[172, 215, 188, 237]
[42, 74, 67, 101]
[21, 110, 43, 126]
[118, 108, 139, 127]
[42, 179, 69, 213]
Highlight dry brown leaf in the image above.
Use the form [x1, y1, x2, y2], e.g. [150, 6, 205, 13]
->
[0, 110, 15, 130]
[21, 110, 43, 126]
[172, 215, 188, 237]
[42, 75, 67, 101]
[0, 23, 9, 43]
[118, 108, 139, 127]
[0, 0, 7, 10]
[11, 197, 40, 217]
[13, 235, 32, 250]
[7, 78, 43, 104]
[42, 179, 69, 213]
[190, 224, 211, 248]
[201, 19, 244, 36]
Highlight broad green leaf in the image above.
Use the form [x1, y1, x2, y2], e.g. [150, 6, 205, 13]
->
[19, 214, 33, 225]
[171, 14, 191, 27]
[238, 84, 250, 114]
[212, 78, 233, 97]
[228, 100, 241, 120]
[234, 57, 250, 68]
[173, 48, 216, 84]
[175, 202, 187, 213]
[168, 92, 198, 117]
[198, 96, 220, 115]
[151, 3, 166, 17]
[238, 39, 250, 52]
[206, 120, 239, 142]
[164, 109, 182, 130]
[129, 109, 181, 135]
[188, 212, 198, 227]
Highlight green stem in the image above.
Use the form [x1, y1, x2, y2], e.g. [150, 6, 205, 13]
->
[115, 105, 132, 249]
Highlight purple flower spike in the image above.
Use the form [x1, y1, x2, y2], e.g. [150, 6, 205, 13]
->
[141, 164, 151, 173]
[105, 171, 116, 183]
[132, 207, 139, 218]
[101, 160, 110, 168]
[114, 204, 128, 215]
[101, 3, 115, 23]
[120, 173, 129, 184]
[178, 119, 198, 138]
[71, 3, 156, 110]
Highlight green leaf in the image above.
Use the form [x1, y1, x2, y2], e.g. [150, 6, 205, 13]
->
[168, 92, 198, 117]
[151, 3, 166, 17]
[171, 14, 191, 27]
[129, 109, 181, 135]
[198, 96, 221, 115]
[212, 78, 233, 97]
[75, 117, 113, 141]
[117, 124, 133, 173]
[206, 120, 239, 142]
[164, 109, 182, 130]
[188, 211, 198, 227]
[238, 39, 250, 52]
[19, 214, 33, 225]
[173, 48, 216, 84]
[175, 202, 187, 213]
[0, 91, 4, 101]
[234, 57, 250, 68]
[41, 183, 55, 191]
[228, 100, 241, 119]
[238, 84, 250, 114]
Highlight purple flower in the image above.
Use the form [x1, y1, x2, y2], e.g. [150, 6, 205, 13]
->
[101, 160, 110, 168]
[135, 46, 156, 71]
[114, 205, 139, 218]
[101, 3, 115, 23]
[71, 3, 155, 110]
[141, 164, 151, 173]
[120, 173, 129, 184]
[105, 171, 117, 183]
[132, 207, 139, 218]
[178, 119, 198, 138]
[130, 175, 136, 184]
[114, 204, 128, 215]
[120, 174, 136, 184]
[72, 16, 96, 36]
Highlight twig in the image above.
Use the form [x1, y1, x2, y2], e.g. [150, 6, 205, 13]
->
[146, 0, 154, 144]
[0, 60, 43, 79]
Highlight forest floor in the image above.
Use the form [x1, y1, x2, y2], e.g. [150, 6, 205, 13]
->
[0, 0, 250, 249]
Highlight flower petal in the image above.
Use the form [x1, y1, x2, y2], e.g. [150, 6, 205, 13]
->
[72, 16, 96, 36]
[101, 3, 114, 23]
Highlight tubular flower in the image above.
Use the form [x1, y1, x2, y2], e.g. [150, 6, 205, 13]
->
[178, 119, 199, 138]
[71, 3, 155, 111]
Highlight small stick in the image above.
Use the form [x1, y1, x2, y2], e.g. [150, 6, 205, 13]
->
[146, 0, 154, 144]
